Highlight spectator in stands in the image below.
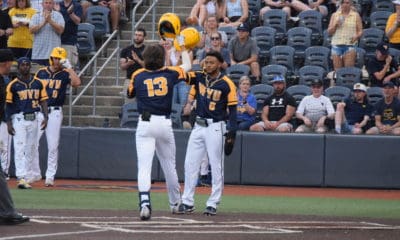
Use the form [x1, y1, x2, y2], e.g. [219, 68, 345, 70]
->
[295, 79, 335, 133]
[260, 0, 310, 21]
[334, 83, 373, 134]
[7, 0, 36, 59]
[366, 42, 400, 88]
[165, 40, 193, 105]
[188, 0, 225, 27]
[0, 2, 13, 49]
[301, 0, 328, 16]
[228, 23, 260, 83]
[235, 76, 256, 130]
[120, 27, 145, 80]
[327, 0, 362, 71]
[385, 0, 400, 50]
[249, 75, 296, 132]
[366, 81, 400, 135]
[219, 0, 248, 27]
[195, 32, 230, 71]
[81, 0, 121, 33]
[198, 15, 228, 49]
[56, 0, 82, 70]
[2, 0, 16, 14]
[29, 0, 65, 66]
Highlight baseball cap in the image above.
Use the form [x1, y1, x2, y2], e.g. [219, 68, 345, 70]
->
[237, 23, 250, 32]
[270, 75, 285, 83]
[376, 42, 389, 55]
[310, 79, 323, 87]
[393, 0, 400, 5]
[17, 57, 31, 67]
[0, 49, 14, 63]
[353, 83, 367, 92]
[383, 81, 395, 88]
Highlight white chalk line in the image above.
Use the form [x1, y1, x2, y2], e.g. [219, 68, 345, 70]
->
[3, 215, 400, 239]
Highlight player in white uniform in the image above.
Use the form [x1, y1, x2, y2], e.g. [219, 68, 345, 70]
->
[180, 50, 238, 216]
[127, 42, 192, 221]
[33, 47, 81, 187]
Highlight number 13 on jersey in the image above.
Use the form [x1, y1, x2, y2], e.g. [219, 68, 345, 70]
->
[144, 77, 168, 97]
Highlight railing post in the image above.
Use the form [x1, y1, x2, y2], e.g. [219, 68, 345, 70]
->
[92, 58, 97, 115]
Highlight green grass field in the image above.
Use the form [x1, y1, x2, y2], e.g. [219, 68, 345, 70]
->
[11, 189, 400, 219]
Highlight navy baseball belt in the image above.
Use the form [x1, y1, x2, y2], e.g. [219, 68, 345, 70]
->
[195, 117, 219, 127]
[141, 111, 170, 122]
[48, 106, 61, 113]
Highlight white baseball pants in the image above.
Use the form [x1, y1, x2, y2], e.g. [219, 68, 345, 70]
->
[0, 121, 11, 174]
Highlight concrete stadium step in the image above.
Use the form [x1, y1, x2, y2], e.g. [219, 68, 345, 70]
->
[62, 115, 121, 128]
[80, 76, 126, 86]
[63, 105, 122, 116]
[75, 85, 124, 96]
[67, 95, 124, 106]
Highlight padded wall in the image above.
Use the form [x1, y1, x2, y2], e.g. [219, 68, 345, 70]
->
[241, 132, 325, 186]
[325, 135, 400, 188]
[78, 128, 158, 180]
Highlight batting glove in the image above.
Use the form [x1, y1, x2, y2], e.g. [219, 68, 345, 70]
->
[60, 59, 72, 69]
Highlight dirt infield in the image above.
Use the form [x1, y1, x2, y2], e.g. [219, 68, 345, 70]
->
[1, 209, 400, 240]
[2, 179, 400, 240]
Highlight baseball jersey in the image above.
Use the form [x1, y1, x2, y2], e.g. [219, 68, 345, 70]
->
[127, 66, 185, 115]
[34, 67, 72, 106]
[343, 97, 373, 125]
[264, 92, 296, 121]
[187, 71, 237, 121]
[373, 97, 400, 126]
[296, 94, 335, 124]
[5, 76, 48, 116]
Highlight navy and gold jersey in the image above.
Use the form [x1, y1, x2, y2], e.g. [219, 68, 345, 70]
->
[6, 77, 48, 115]
[34, 67, 71, 106]
[187, 71, 237, 121]
[128, 66, 185, 115]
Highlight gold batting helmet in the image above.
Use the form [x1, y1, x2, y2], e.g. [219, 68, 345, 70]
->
[49, 47, 67, 65]
[173, 27, 201, 51]
[158, 12, 181, 40]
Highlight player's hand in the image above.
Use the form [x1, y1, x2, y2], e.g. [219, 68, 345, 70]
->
[7, 122, 15, 136]
[60, 59, 72, 69]
[176, 35, 185, 47]
[41, 118, 48, 130]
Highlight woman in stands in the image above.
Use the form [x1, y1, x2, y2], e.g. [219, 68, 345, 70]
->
[327, 0, 362, 71]
[8, 0, 36, 59]
[235, 76, 257, 130]
[219, 0, 248, 27]
[188, 0, 225, 27]
[385, 0, 400, 50]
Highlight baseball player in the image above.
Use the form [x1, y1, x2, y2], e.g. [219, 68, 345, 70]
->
[5, 57, 49, 189]
[127, 42, 192, 221]
[180, 50, 238, 216]
[0, 74, 12, 181]
[32, 47, 81, 187]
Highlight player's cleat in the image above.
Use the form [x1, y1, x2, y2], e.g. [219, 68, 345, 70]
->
[203, 206, 217, 216]
[45, 179, 54, 187]
[27, 175, 42, 184]
[17, 179, 32, 189]
[171, 203, 185, 214]
[178, 204, 195, 214]
[0, 213, 30, 225]
[140, 205, 151, 221]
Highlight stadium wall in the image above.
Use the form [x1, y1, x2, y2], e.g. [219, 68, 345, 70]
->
[9, 127, 400, 189]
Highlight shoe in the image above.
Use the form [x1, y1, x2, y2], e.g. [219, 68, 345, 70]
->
[17, 179, 32, 189]
[198, 175, 211, 187]
[27, 175, 42, 184]
[45, 179, 54, 187]
[203, 206, 217, 216]
[0, 213, 29, 225]
[140, 205, 151, 221]
[178, 204, 195, 214]
[171, 203, 185, 214]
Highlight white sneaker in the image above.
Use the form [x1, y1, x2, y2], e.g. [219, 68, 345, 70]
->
[45, 179, 54, 187]
[27, 175, 42, 184]
[17, 179, 32, 189]
[140, 205, 151, 220]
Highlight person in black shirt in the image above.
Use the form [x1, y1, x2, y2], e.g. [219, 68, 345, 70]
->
[0, 7, 13, 49]
[120, 27, 145, 80]
[0, 49, 29, 225]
